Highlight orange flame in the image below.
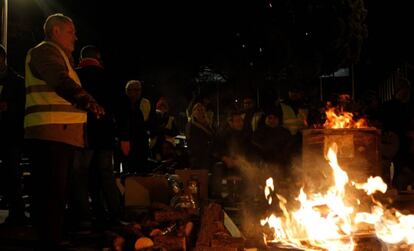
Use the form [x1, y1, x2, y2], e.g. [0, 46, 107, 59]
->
[261, 143, 414, 250]
[324, 108, 367, 129]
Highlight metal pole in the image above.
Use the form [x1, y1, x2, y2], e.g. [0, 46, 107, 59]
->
[319, 77, 323, 102]
[1, 0, 8, 50]
[216, 82, 220, 128]
[351, 64, 355, 101]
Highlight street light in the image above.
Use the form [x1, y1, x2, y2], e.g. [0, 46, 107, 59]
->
[1, 0, 7, 50]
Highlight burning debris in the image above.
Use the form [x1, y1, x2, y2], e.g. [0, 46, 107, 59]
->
[260, 143, 414, 251]
[104, 205, 196, 251]
[323, 107, 368, 129]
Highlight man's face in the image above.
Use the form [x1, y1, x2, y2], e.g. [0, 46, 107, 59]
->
[126, 86, 142, 100]
[243, 98, 254, 110]
[265, 114, 279, 128]
[54, 21, 77, 53]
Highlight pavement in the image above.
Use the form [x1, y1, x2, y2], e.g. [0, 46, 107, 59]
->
[0, 209, 104, 251]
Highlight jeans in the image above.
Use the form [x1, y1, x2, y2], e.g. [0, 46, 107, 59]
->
[69, 149, 121, 225]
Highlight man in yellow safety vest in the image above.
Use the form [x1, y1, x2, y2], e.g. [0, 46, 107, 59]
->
[24, 13, 104, 250]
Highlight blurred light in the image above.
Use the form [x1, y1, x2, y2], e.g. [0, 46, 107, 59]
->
[259, 47, 263, 53]
[242, 44, 246, 48]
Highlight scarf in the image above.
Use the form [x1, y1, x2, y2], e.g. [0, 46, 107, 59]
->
[78, 58, 103, 68]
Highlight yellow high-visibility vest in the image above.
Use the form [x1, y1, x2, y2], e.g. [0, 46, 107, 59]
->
[140, 98, 151, 122]
[241, 111, 264, 132]
[24, 41, 86, 128]
[281, 103, 308, 135]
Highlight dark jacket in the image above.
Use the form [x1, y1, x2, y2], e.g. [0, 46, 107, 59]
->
[76, 62, 115, 149]
[252, 125, 292, 166]
[151, 110, 179, 139]
[185, 119, 214, 169]
[116, 96, 152, 143]
[212, 128, 252, 161]
[0, 67, 25, 144]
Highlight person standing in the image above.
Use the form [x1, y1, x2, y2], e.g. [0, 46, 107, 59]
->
[69, 45, 121, 231]
[252, 108, 292, 168]
[24, 13, 104, 249]
[185, 103, 215, 170]
[210, 110, 251, 199]
[117, 80, 152, 174]
[240, 95, 264, 134]
[278, 85, 309, 136]
[380, 78, 414, 190]
[150, 96, 179, 148]
[276, 85, 309, 157]
[0, 44, 27, 225]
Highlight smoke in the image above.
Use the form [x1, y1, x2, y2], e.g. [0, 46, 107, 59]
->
[232, 145, 368, 237]
[292, 147, 334, 194]
[230, 154, 305, 242]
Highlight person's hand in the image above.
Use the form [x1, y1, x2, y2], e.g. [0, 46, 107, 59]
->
[120, 141, 131, 156]
[0, 101, 8, 112]
[88, 102, 105, 119]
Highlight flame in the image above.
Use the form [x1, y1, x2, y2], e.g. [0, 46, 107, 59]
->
[261, 143, 414, 250]
[264, 177, 274, 205]
[353, 176, 388, 195]
[324, 108, 367, 129]
[355, 206, 414, 244]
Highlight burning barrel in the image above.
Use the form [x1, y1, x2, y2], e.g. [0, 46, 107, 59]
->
[302, 128, 382, 184]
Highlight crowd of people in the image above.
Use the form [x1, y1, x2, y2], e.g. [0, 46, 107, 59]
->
[1, 12, 414, 250]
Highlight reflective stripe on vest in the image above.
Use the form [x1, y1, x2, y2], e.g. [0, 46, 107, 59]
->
[281, 103, 308, 135]
[140, 98, 151, 122]
[241, 111, 263, 132]
[24, 41, 86, 128]
[251, 111, 263, 132]
[166, 116, 174, 130]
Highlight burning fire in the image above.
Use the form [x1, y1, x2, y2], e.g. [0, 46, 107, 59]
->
[260, 144, 414, 250]
[324, 108, 367, 129]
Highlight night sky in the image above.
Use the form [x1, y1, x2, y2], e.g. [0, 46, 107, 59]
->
[5, 0, 414, 107]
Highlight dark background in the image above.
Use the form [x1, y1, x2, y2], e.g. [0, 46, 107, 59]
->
[5, 0, 414, 112]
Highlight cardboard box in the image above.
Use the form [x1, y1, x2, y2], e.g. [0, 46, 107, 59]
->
[175, 169, 209, 202]
[124, 175, 171, 208]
